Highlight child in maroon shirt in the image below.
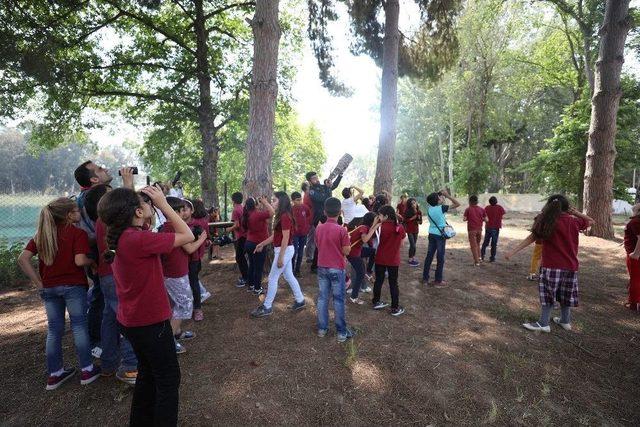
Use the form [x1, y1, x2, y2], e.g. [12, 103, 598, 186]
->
[18, 197, 100, 390]
[404, 198, 422, 266]
[509, 195, 593, 333]
[227, 191, 249, 287]
[481, 196, 506, 262]
[291, 191, 312, 276]
[624, 204, 640, 311]
[463, 195, 486, 266]
[372, 205, 407, 316]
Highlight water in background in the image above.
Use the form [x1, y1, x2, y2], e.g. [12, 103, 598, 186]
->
[0, 196, 57, 244]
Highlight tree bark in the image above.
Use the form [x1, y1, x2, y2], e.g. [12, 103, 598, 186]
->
[583, 0, 631, 238]
[437, 132, 445, 188]
[373, 0, 399, 196]
[194, 0, 219, 207]
[243, 0, 280, 198]
[448, 113, 454, 194]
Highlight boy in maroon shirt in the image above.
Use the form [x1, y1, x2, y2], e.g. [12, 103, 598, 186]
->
[161, 197, 208, 354]
[624, 204, 640, 311]
[315, 197, 353, 342]
[463, 195, 487, 266]
[481, 196, 506, 262]
[291, 191, 312, 276]
[226, 192, 249, 287]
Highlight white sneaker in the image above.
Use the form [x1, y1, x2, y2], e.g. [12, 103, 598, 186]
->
[349, 297, 364, 305]
[91, 346, 102, 359]
[552, 317, 571, 330]
[522, 322, 550, 333]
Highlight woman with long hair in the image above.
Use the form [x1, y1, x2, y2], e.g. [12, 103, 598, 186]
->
[17, 198, 100, 390]
[251, 192, 306, 317]
[404, 198, 422, 267]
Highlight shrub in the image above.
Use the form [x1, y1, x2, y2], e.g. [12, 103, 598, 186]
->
[0, 239, 28, 288]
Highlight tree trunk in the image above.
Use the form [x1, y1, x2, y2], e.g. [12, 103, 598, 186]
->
[437, 132, 445, 188]
[448, 113, 454, 194]
[194, 0, 219, 207]
[243, 0, 281, 198]
[583, 0, 631, 238]
[373, 0, 399, 196]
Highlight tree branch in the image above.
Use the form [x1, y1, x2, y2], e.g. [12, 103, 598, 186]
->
[206, 25, 238, 40]
[170, 0, 195, 23]
[67, 12, 124, 48]
[84, 89, 197, 111]
[103, 0, 196, 56]
[203, 1, 255, 21]
[89, 61, 194, 74]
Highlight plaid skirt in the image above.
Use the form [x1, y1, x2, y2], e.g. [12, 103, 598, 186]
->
[538, 268, 579, 307]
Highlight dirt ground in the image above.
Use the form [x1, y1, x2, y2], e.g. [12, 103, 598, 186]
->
[1, 212, 639, 426]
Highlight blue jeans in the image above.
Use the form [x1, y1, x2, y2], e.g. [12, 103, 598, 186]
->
[481, 228, 500, 261]
[245, 240, 266, 290]
[100, 275, 138, 372]
[317, 267, 347, 335]
[347, 256, 365, 298]
[423, 234, 446, 282]
[40, 286, 93, 373]
[292, 235, 307, 273]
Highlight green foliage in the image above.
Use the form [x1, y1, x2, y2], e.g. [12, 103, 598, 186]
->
[0, 239, 28, 288]
[453, 147, 495, 195]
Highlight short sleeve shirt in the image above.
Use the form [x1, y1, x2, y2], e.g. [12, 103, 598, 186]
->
[315, 218, 350, 269]
[427, 205, 449, 236]
[540, 213, 589, 271]
[624, 216, 640, 254]
[348, 225, 369, 258]
[159, 222, 189, 278]
[112, 228, 175, 327]
[485, 205, 506, 229]
[464, 205, 486, 231]
[246, 210, 271, 243]
[341, 198, 357, 224]
[375, 221, 407, 266]
[273, 213, 293, 248]
[231, 204, 246, 239]
[95, 219, 113, 277]
[25, 224, 90, 287]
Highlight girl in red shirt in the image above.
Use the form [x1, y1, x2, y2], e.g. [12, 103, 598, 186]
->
[97, 186, 194, 426]
[404, 198, 422, 267]
[185, 199, 210, 322]
[623, 204, 640, 311]
[506, 195, 593, 333]
[18, 198, 100, 391]
[242, 196, 275, 295]
[250, 192, 306, 317]
[371, 205, 407, 316]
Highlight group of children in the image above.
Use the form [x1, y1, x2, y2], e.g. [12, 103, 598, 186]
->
[17, 161, 640, 426]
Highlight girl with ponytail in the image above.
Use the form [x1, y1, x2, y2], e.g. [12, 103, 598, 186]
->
[250, 192, 306, 318]
[505, 195, 594, 333]
[97, 185, 194, 426]
[17, 197, 101, 390]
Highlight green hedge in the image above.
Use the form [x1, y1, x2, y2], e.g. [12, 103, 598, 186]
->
[0, 239, 28, 288]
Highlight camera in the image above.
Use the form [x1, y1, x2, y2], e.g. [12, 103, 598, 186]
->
[212, 234, 234, 247]
[119, 167, 139, 175]
[192, 225, 204, 239]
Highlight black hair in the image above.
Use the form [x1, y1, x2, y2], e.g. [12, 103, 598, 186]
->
[301, 182, 309, 192]
[378, 205, 398, 225]
[489, 196, 498, 206]
[84, 184, 111, 222]
[341, 187, 352, 199]
[242, 197, 257, 230]
[347, 216, 363, 229]
[362, 198, 371, 210]
[274, 191, 294, 232]
[469, 195, 479, 205]
[361, 212, 377, 228]
[305, 172, 317, 182]
[531, 194, 570, 240]
[231, 191, 243, 205]
[405, 197, 417, 219]
[324, 197, 341, 217]
[291, 191, 302, 200]
[166, 196, 185, 212]
[97, 188, 143, 264]
[427, 192, 440, 207]
[371, 194, 388, 213]
[191, 199, 208, 219]
[74, 160, 94, 187]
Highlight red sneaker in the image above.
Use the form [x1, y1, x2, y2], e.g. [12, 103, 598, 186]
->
[46, 368, 76, 391]
[80, 365, 101, 385]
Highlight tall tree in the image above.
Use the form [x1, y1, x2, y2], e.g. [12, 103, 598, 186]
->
[307, 0, 460, 196]
[0, 0, 257, 207]
[583, 0, 632, 238]
[243, 0, 281, 198]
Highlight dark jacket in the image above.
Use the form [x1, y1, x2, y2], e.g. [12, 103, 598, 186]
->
[308, 175, 342, 223]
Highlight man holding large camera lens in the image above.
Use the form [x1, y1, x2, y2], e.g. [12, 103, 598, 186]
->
[73, 161, 136, 358]
[305, 171, 342, 272]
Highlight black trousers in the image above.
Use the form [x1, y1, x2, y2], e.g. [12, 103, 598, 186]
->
[121, 320, 180, 427]
[188, 260, 202, 310]
[407, 233, 418, 258]
[234, 236, 249, 280]
[373, 264, 400, 309]
[87, 273, 103, 347]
